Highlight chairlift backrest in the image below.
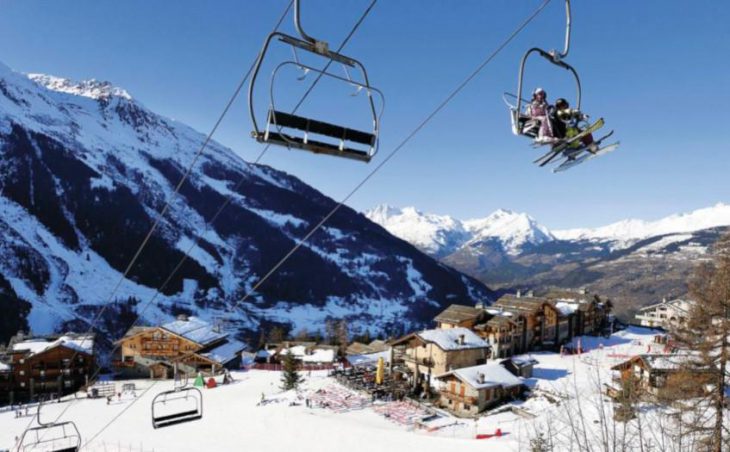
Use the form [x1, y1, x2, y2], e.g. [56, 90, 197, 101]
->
[248, 0, 384, 162]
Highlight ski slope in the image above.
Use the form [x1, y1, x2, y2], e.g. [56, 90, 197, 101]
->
[1, 327, 672, 452]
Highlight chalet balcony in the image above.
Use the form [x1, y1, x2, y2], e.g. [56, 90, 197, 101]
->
[402, 356, 435, 368]
[439, 390, 477, 405]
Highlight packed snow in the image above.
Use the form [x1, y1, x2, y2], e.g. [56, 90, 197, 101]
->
[1, 327, 684, 452]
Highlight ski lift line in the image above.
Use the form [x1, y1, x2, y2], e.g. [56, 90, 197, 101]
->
[43, 1, 380, 442]
[26, 0, 297, 441]
[228, 0, 554, 316]
[60, 0, 549, 442]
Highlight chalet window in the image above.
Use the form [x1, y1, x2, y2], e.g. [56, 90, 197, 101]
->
[64, 380, 72, 387]
[153, 332, 161, 340]
[63, 369, 71, 376]
[62, 358, 71, 366]
[20, 382, 26, 387]
[19, 370, 25, 376]
[19, 359, 25, 364]
[464, 404, 471, 410]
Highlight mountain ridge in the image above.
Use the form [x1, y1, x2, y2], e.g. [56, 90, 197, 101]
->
[0, 62, 493, 345]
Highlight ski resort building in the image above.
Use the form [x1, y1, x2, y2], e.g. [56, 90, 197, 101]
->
[0, 332, 96, 404]
[433, 304, 486, 329]
[435, 363, 525, 417]
[634, 298, 693, 329]
[430, 289, 612, 360]
[610, 353, 717, 399]
[390, 328, 490, 389]
[114, 315, 245, 379]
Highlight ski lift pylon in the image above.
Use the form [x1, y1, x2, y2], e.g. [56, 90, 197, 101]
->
[17, 397, 82, 452]
[248, 0, 384, 163]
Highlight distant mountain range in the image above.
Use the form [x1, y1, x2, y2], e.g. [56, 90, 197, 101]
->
[367, 204, 730, 319]
[0, 61, 492, 346]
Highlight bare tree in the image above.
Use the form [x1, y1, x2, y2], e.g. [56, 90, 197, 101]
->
[669, 233, 730, 451]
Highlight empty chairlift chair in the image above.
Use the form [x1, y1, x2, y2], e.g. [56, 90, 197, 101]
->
[18, 399, 82, 452]
[151, 385, 203, 429]
[248, 0, 384, 163]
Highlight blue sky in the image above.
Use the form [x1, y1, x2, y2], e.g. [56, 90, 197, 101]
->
[1, 0, 728, 229]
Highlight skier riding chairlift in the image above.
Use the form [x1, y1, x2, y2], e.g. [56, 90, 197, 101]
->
[553, 97, 598, 153]
[524, 88, 597, 152]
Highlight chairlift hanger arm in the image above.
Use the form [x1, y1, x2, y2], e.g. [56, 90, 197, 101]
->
[556, 0, 571, 60]
[248, 31, 361, 137]
[515, 47, 582, 114]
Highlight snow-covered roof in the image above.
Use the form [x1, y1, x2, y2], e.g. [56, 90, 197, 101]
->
[256, 349, 274, 359]
[200, 339, 246, 365]
[554, 301, 579, 316]
[438, 363, 524, 390]
[11, 335, 95, 357]
[280, 345, 336, 363]
[302, 349, 335, 363]
[162, 317, 227, 346]
[346, 350, 390, 367]
[417, 328, 489, 351]
[507, 356, 539, 367]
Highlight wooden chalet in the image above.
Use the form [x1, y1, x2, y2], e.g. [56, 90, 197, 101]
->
[434, 304, 486, 329]
[115, 315, 245, 379]
[492, 293, 562, 350]
[390, 327, 490, 390]
[435, 363, 525, 417]
[0, 332, 96, 404]
[611, 354, 717, 399]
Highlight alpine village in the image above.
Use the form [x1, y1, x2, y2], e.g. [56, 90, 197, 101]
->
[2, 1, 730, 451]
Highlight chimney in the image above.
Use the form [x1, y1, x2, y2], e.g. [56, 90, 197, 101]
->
[516, 290, 522, 298]
[526, 290, 534, 298]
[177, 314, 189, 322]
[475, 301, 485, 310]
[662, 297, 667, 304]
[477, 372, 485, 384]
[458, 334, 465, 345]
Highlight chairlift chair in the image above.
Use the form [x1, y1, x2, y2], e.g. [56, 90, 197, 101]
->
[151, 369, 203, 429]
[506, 0, 582, 138]
[17, 398, 81, 452]
[248, 0, 384, 163]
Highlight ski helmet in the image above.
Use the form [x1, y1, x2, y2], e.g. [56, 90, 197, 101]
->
[533, 87, 546, 96]
[555, 98, 569, 109]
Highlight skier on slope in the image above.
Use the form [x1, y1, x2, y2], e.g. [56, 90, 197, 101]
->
[524, 87, 557, 144]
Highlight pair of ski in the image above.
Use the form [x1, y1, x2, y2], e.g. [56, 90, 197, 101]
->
[533, 118, 619, 172]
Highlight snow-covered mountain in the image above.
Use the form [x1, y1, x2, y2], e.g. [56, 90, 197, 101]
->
[367, 203, 730, 318]
[365, 205, 554, 257]
[554, 203, 730, 242]
[0, 61, 492, 345]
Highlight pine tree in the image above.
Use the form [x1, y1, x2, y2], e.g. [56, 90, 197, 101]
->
[669, 233, 730, 452]
[280, 350, 303, 391]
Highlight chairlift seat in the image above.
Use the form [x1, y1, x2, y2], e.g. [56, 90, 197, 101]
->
[259, 109, 375, 162]
[152, 409, 202, 428]
[151, 387, 203, 429]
